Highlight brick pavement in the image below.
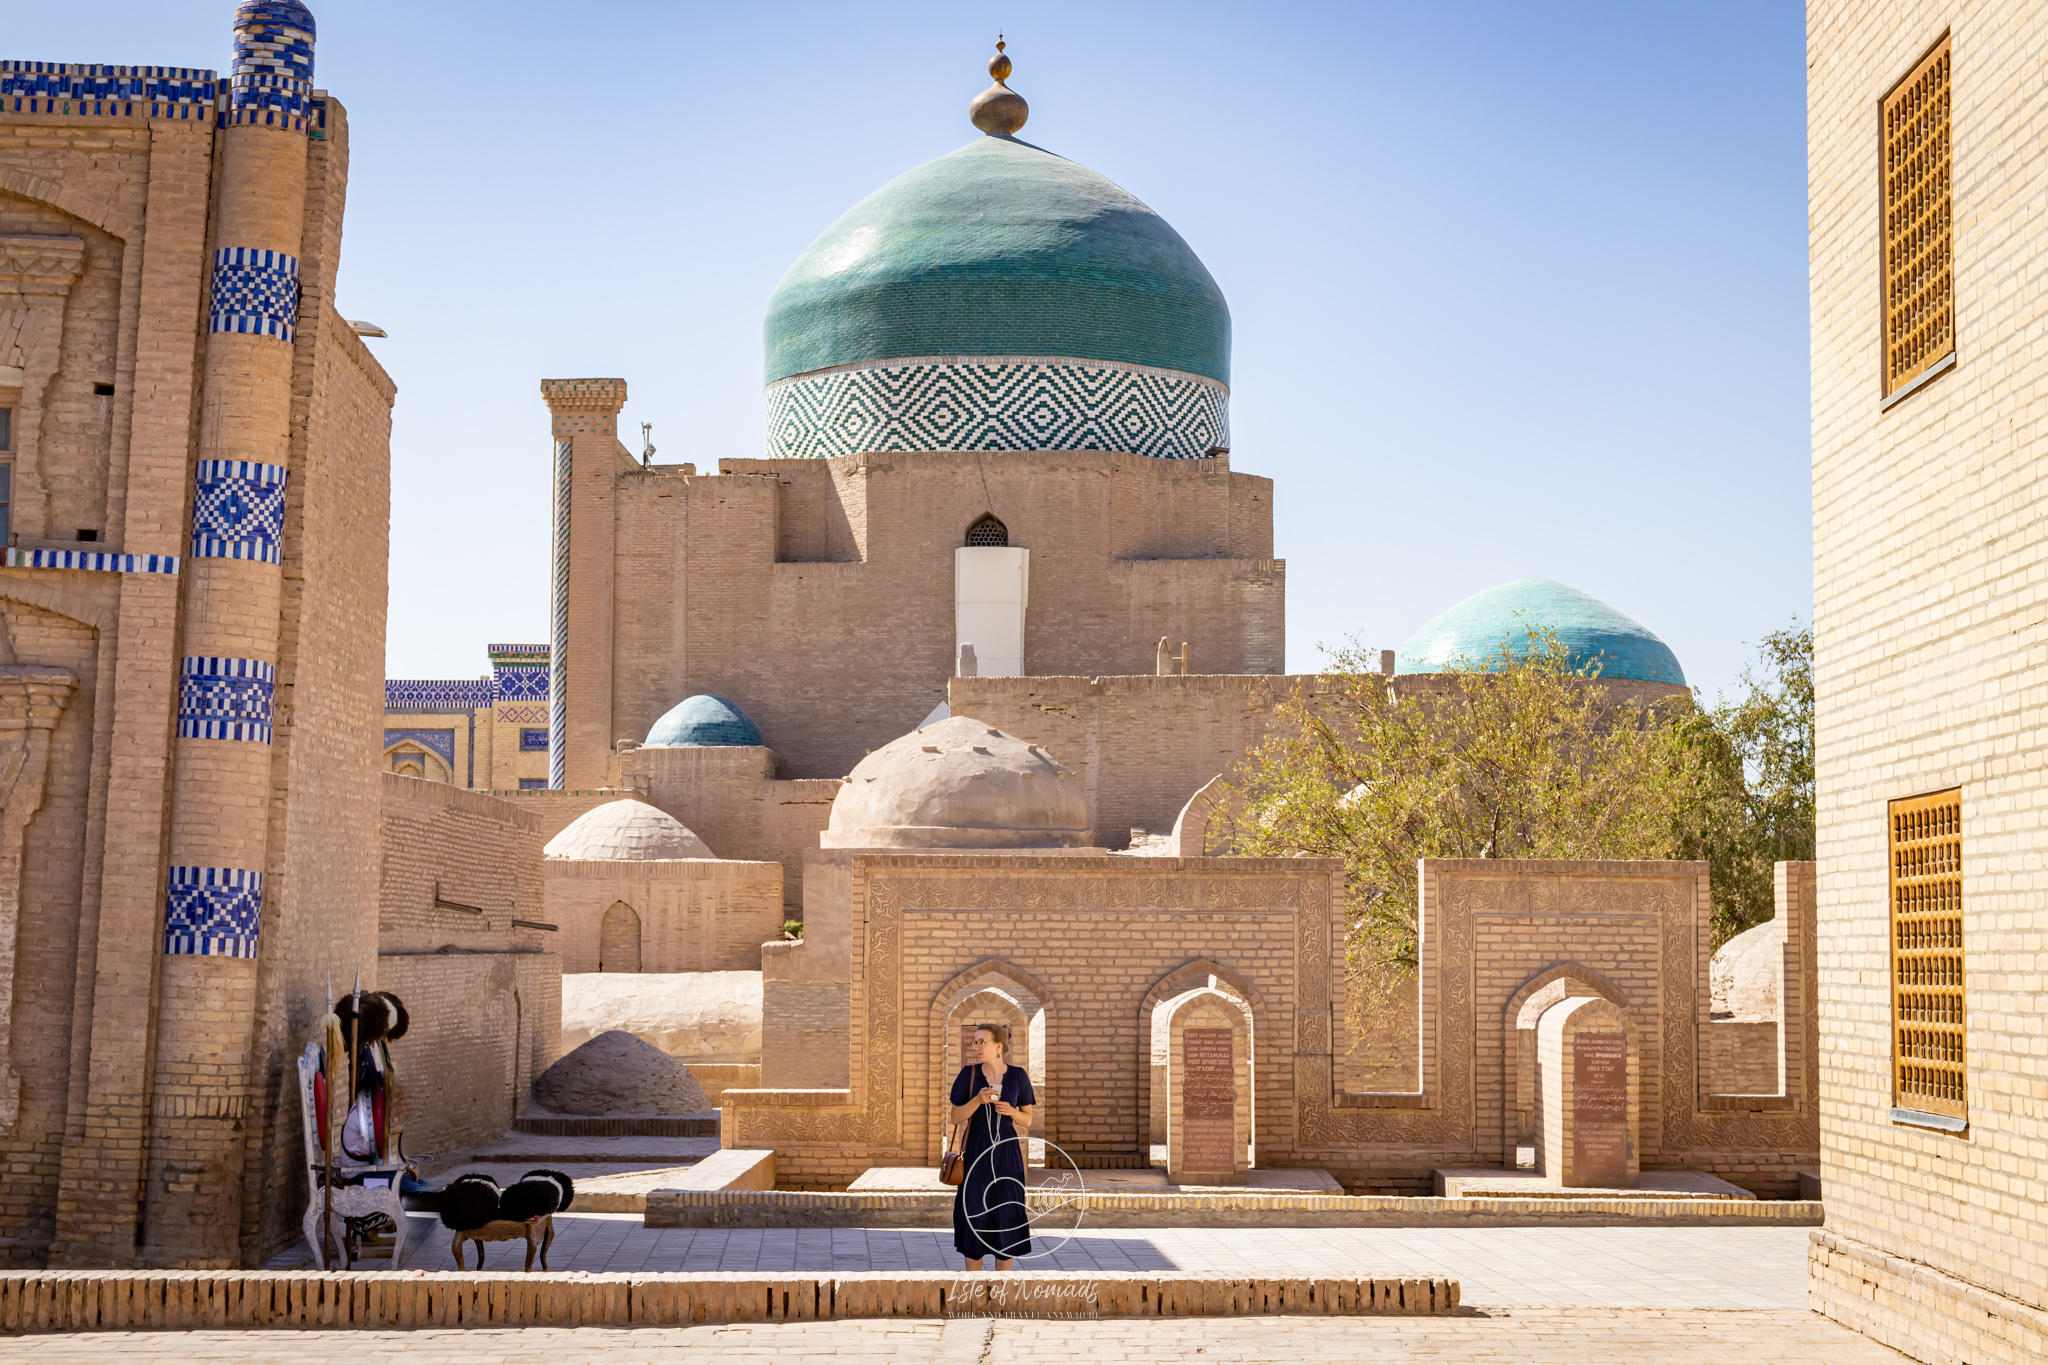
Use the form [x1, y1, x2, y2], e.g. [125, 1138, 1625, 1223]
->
[267, 1213, 1812, 1309]
[0, 1310, 1912, 1361]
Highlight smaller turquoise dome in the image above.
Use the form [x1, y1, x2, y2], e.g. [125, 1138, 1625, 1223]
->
[646, 695, 764, 747]
[1395, 578, 1686, 686]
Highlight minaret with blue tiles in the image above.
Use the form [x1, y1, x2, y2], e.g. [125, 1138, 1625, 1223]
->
[143, 0, 314, 1265]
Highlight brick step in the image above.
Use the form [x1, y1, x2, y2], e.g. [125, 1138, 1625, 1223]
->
[513, 1114, 719, 1137]
[0, 1270, 1459, 1331]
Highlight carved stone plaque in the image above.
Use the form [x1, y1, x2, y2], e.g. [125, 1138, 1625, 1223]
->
[1181, 1028, 1235, 1172]
[1572, 1032, 1627, 1186]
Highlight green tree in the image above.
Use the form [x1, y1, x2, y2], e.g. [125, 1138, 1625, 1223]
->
[1699, 622, 1815, 942]
[1230, 627, 1739, 968]
[1226, 626, 1744, 1071]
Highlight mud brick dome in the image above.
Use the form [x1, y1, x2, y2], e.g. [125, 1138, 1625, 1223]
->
[545, 798, 716, 860]
[763, 47, 1231, 462]
[822, 716, 1090, 849]
[1395, 577, 1687, 686]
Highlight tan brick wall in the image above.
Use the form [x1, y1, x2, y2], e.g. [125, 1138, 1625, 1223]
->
[542, 857, 783, 973]
[1810, 4, 2048, 1357]
[576, 424, 1285, 785]
[378, 772, 545, 952]
[621, 744, 836, 910]
[376, 950, 561, 1156]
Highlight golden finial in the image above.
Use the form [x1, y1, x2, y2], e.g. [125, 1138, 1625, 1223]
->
[970, 34, 1028, 136]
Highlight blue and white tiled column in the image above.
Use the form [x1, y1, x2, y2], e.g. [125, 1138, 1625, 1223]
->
[143, 0, 315, 1268]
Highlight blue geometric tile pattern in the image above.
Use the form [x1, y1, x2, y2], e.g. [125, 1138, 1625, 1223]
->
[163, 865, 263, 959]
[2, 548, 179, 574]
[384, 727, 455, 768]
[192, 460, 288, 562]
[0, 63, 217, 105]
[385, 680, 492, 712]
[766, 359, 1229, 461]
[1395, 577, 1688, 687]
[493, 665, 548, 701]
[210, 248, 300, 342]
[229, 1, 316, 129]
[178, 656, 276, 743]
[520, 728, 549, 752]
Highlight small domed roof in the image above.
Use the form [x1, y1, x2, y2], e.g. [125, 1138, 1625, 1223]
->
[1395, 577, 1686, 686]
[545, 799, 715, 861]
[765, 136, 1230, 386]
[824, 715, 1089, 849]
[645, 694, 763, 747]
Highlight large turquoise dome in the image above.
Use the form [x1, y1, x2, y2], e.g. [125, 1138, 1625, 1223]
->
[767, 136, 1228, 384]
[1395, 578, 1686, 686]
[763, 131, 1232, 462]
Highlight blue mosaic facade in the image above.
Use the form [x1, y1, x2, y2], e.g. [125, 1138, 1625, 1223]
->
[765, 359, 1229, 461]
[191, 459, 287, 562]
[209, 248, 299, 342]
[2, 549, 178, 574]
[163, 865, 263, 959]
[178, 656, 275, 743]
[228, 1, 316, 130]
[384, 727, 455, 768]
[0, 62, 217, 110]
[385, 680, 492, 712]
[493, 663, 548, 701]
[520, 728, 549, 751]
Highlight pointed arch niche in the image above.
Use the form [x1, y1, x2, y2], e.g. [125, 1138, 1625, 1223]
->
[1137, 959, 1264, 1162]
[925, 960, 1054, 1164]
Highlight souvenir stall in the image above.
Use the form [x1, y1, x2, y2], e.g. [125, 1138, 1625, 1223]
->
[297, 981, 413, 1269]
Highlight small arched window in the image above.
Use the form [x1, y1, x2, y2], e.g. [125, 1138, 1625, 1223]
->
[964, 513, 1009, 547]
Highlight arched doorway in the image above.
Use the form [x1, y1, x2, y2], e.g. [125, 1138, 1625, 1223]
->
[599, 901, 642, 972]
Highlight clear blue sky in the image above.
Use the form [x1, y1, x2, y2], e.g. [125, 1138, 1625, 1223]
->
[19, 1, 1810, 703]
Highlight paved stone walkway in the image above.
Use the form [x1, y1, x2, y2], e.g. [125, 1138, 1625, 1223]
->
[0, 1309, 1912, 1361]
[269, 1213, 1812, 1309]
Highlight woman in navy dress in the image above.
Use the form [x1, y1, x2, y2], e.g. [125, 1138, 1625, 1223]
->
[948, 1023, 1035, 1269]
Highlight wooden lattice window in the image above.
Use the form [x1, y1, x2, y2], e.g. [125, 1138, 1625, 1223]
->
[1890, 788, 1964, 1120]
[1881, 36, 1953, 397]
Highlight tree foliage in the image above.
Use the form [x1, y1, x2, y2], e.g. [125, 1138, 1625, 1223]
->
[1228, 628, 1741, 975]
[1700, 622, 1815, 940]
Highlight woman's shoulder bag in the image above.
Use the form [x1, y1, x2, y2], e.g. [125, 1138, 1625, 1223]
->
[939, 1119, 965, 1186]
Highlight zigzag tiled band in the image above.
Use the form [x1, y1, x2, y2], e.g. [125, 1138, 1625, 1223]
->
[209, 248, 299, 341]
[765, 358, 1230, 462]
[178, 656, 275, 743]
[192, 459, 288, 562]
[163, 865, 262, 958]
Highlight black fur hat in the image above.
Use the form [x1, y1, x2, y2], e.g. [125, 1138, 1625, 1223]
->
[372, 991, 409, 1042]
[437, 1172, 501, 1231]
[499, 1169, 573, 1222]
[334, 991, 396, 1045]
[526, 1167, 573, 1214]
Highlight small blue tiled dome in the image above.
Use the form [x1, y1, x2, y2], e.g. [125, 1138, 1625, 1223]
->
[645, 694, 764, 747]
[1395, 578, 1686, 686]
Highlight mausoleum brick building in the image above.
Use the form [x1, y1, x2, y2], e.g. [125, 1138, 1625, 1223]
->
[1808, 5, 2048, 1360]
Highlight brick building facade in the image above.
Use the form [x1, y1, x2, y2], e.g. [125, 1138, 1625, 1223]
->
[1808, 5, 2048, 1361]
